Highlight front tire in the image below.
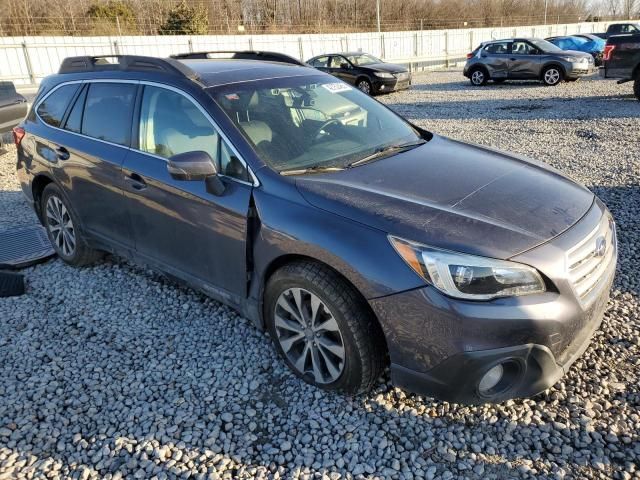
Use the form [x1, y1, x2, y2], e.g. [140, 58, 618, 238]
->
[41, 184, 102, 266]
[542, 66, 563, 86]
[265, 262, 385, 394]
[469, 68, 488, 86]
[356, 78, 372, 95]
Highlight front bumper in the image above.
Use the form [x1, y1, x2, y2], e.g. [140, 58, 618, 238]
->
[566, 62, 597, 78]
[373, 74, 411, 93]
[370, 199, 617, 403]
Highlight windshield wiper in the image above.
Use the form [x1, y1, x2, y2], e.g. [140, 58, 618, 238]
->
[348, 140, 426, 168]
[280, 165, 345, 176]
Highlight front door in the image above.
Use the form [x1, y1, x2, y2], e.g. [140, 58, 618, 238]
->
[122, 84, 252, 297]
[329, 56, 357, 84]
[508, 41, 542, 79]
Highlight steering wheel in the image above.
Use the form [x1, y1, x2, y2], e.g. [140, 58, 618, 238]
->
[312, 119, 342, 142]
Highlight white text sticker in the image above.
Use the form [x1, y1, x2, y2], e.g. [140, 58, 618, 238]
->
[321, 82, 352, 93]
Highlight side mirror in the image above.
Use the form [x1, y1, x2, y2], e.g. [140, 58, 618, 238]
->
[167, 150, 225, 195]
[340, 62, 350, 69]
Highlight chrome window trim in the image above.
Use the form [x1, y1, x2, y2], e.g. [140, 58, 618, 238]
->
[34, 78, 259, 187]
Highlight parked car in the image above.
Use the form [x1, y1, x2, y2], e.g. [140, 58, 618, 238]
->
[601, 33, 640, 101]
[546, 35, 605, 66]
[593, 22, 640, 39]
[15, 54, 617, 404]
[306, 52, 411, 94]
[464, 38, 596, 86]
[0, 81, 28, 143]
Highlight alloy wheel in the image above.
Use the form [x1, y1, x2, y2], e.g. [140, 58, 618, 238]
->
[357, 80, 371, 94]
[471, 70, 485, 85]
[274, 287, 345, 384]
[544, 68, 560, 85]
[45, 195, 76, 256]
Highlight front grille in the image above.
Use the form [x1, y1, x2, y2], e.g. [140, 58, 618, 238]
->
[567, 214, 616, 306]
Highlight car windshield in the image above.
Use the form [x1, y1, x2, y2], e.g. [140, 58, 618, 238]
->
[345, 54, 382, 66]
[210, 75, 425, 173]
[530, 39, 563, 52]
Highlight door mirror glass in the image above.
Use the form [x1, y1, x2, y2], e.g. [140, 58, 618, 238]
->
[167, 150, 218, 181]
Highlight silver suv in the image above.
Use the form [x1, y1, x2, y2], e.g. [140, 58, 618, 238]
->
[464, 38, 595, 86]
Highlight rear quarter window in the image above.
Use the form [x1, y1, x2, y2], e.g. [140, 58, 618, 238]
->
[82, 83, 137, 146]
[36, 84, 79, 127]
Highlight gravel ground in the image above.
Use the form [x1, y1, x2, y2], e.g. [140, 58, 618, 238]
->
[1, 71, 639, 480]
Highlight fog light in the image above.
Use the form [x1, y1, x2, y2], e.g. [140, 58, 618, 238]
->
[478, 364, 504, 394]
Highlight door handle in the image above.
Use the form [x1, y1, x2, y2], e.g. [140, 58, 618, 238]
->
[55, 145, 70, 160]
[125, 172, 147, 191]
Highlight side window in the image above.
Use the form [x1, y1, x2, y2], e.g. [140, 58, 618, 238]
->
[512, 41, 536, 55]
[139, 85, 218, 162]
[312, 56, 329, 68]
[82, 82, 136, 145]
[330, 56, 347, 68]
[485, 43, 509, 54]
[36, 84, 79, 127]
[63, 85, 87, 134]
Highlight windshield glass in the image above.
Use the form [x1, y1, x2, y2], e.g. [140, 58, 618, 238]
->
[530, 39, 563, 52]
[210, 75, 424, 173]
[345, 54, 382, 66]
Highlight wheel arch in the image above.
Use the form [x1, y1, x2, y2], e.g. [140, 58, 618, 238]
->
[31, 173, 55, 223]
[259, 253, 389, 358]
[541, 62, 566, 78]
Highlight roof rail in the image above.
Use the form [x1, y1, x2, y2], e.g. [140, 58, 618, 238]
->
[170, 50, 306, 66]
[58, 55, 201, 81]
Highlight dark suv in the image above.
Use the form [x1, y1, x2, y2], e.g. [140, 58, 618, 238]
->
[15, 54, 616, 404]
[464, 38, 595, 86]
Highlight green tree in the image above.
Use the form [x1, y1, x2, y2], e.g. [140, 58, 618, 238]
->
[86, 1, 136, 34]
[158, 1, 209, 35]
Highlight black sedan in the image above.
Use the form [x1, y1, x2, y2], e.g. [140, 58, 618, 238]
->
[307, 52, 411, 94]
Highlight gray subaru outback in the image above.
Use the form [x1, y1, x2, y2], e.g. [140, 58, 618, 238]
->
[464, 38, 595, 86]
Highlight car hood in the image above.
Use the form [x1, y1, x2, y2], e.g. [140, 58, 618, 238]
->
[558, 49, 593, 58]
[364, 62, 408, 74]
[295, 135, 594, 259]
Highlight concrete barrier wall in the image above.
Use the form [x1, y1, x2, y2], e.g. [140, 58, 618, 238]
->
[0, 21, 610, 86]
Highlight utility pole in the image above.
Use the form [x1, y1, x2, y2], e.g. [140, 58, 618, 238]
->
[376, 0, 381, 33]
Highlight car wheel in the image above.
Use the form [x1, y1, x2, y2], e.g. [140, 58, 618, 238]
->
[356, 79, 372, 95]
[542, 66, 563, 86]
[634, 76, 640, 101]
[469, 68, 488, 86]
[265, 261, 385, 394]
[41, 183, 102, 266]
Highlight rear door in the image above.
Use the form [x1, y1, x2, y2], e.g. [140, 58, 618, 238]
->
[0, 81, 28, 133]
[40, 80, 136, 248]
[121, 83, 252, 297]
[480, 42, 511, 79]
[508, 40, 542, 78]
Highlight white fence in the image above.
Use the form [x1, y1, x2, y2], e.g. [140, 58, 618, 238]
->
[0, 21, 610, 86]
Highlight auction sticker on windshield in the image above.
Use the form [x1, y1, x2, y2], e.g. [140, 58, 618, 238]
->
[322, 82, 352, 93]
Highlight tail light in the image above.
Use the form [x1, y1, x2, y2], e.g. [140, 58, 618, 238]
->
[12, 126, 25, 146]
[603, 44, 615, 61]
[466, 52, 474, 59]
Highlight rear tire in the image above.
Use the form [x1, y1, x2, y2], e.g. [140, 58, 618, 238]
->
[41, 183, 102, 267]
[469, 68, 488, 86]
[264, 261, 385, 394]
[634, 76, 640, 101]
[542, 66, 564, 86]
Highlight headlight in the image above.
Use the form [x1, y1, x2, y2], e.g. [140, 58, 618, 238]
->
[560, 56, 579, 62]
[375, 72, 394, 78]
[389, 236, 546, 300]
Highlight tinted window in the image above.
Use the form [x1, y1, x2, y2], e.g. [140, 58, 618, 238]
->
[37, 84, 79, 127]
[512, 41, 538, 55]
[82, 83, 136, 145]
[330, 56, 347, 68]
[311, 56, 329, 68]
[485, 42, 510, 54]
[64, 85, 87, 134]
[139, 85, 218, 161]
[0, 81, 18, 101]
